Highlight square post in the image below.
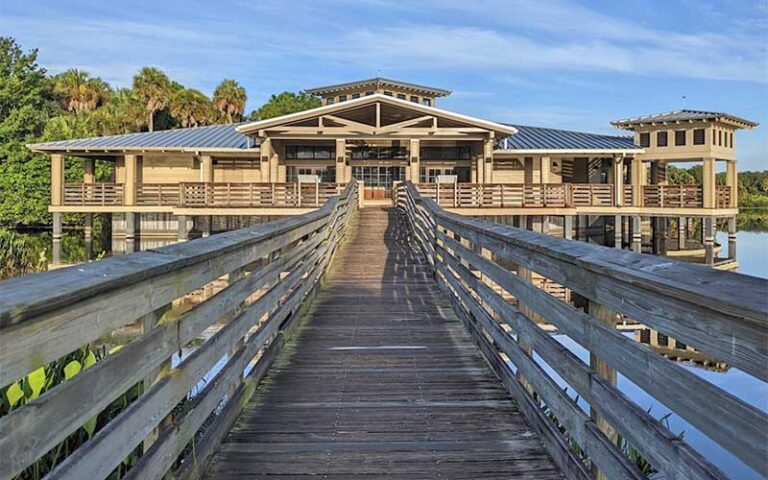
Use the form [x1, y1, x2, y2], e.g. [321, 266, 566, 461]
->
[52, 212, 62, 266]
[563, 215, 573, 240]
[260, 137, 272, 182]
[704, 216, 715, 265]
[613, 214, 622, 249]
[678, 216, 687, 250]
[124, 154, 138, 206]
[336, 138, 347, 184]
[728, 216, 737, 260]
[631, 158, 646, 207]
[726, 160, 738, 208]
[201, 155, 214, 182]
[702, 157, 716, 208]
[409, 139, 420, 183]
[51, 153, 64, 206]
[631, 216, 642, 253]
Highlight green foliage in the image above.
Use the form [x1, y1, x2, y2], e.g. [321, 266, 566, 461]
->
[668, 165, 768, 208]
[213, 79, 247, 123]
[0, 228, 47, 279]
[170, 88, 216, 128]
[249, 91, 321, 120]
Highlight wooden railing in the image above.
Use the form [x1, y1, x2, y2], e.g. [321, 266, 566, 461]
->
[178, 182, 344, 208]
[0, 182, 358, 480]
[716, 185, 732, 208]
[416, 183, 619, 208]
[63, 183, 124, 206]
[136, 183, 181, 206]
[643, 185, 703, 208]
[401, 181, 767, 480]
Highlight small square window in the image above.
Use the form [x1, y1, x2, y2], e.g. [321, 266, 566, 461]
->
[639, 132, 650, 148]
[675, 130, 686, 146]
[410, 95, 419, 103]
[693, 129, 705, 145]
[366, 91, 374, 96]
[326, 97, 335, 105]
[657, 131, 668, 147]
[396, 93, 406, 100]
[351, 93, 360, 99]
[339, 95, 347, 102]
[383, 91, 393, 96]
[422, 98, 432, 106]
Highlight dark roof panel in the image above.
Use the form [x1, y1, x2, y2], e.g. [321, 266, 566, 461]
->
[611, 110, 757, 129]
[498, 125, 639, 151]
[29, 123, 256, 151]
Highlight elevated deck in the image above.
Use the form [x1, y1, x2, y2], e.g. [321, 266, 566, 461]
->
[203, 208, 562, 479]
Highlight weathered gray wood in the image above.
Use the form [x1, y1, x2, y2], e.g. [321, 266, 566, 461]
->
[0, 213, 332, 389]
[0, 233, 324, 478]
[437, 256, 645, 480]
[402, 181, 768, 479]
[437, 230, 765, 477]
[438, 244, 729, 480]
[200, 207, 563, 480]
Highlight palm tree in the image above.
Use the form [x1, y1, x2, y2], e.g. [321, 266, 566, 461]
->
[170, 88, 214, 128]
[132, 67, 171, 131]
[54, 69, 110, 114]
[93, 88, 146, 135]
[213, 79, 247, 123]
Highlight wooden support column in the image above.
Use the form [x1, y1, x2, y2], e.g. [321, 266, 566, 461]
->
[83, 158, 95, 184]
[475, 142, 485, 184]
[336, 138, 347, 184]
[483, 137, 494, 183]
[631, 216, 642, 253]
[678, 217, 687, 250]
[630, 158, 646, 207]
[704, 217, 715, 265]
[124, 154, 138, 206]
[563, 216, 573, 240]
[613, 215, 622, 249]
[590, 302, 619, 480]
[702, 157, 716, 209]
[260, 137, 272, 182]
[201, 155, 214, 182]
[125, 212, 137, 254]
[726, 160, 738, 208]
[52, 212, 62, 266]
[201, 215, 212, 238]
[84, 213, 93, 261]
[409, 139, 420, 183]
[613, 156, 624, 207]
[177, 215, 189, 241]
[728, 216, 737, 260]
[51, 154, 64, 206]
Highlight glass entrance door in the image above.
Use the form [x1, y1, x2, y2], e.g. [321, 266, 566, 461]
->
[352, 166, 405, 199]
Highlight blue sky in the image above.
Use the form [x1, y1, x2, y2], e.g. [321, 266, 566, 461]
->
[2, 0, 766, 169]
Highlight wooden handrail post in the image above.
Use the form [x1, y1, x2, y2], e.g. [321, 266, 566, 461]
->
[589, 301, 620, 480]
[141, 304, 173, 451]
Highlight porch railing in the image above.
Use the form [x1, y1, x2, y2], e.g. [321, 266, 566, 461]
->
[63, 183, 124, 206]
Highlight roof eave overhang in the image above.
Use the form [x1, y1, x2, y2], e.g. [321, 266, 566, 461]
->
[27, 145, 259, 155]
[495, 148, 644, 155]
[237, 94, 516, 137]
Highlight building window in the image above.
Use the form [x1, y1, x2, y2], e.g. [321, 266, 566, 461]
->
[352, 93, 360, 99]
[422, 98, 432, 106]
[326, 97, 335, 105]
[351, 146, 407, 160]
[657, 131, 668, 147]
[675, 130, 686, 146]
[366, 91, 374, 96]
[410, 95, 419, 103]
[396, 93, 406, 100]
[420, 146, 472, 160]
[675, 340, 687, 350]
[718, 130, 723, 146]
[339, 95, 347, 102]
[640, 329, 651, 344]
[287, 166, 336, 183]
[285, 145, 336, 160]
[383, 91, 393, 96]
[693, 129, 705, 145]
[657, 333, 668, 347]
[639, 132, 650, 148]
[730, 132, 734, 148]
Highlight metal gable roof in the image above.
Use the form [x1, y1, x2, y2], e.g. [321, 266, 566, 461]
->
[498, 125, 639, 152]
[611, 110, 758, 129]
[28, 123, 256, 152]
[305, 77, 451, 96]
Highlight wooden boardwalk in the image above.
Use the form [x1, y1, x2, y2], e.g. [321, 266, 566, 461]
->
[203, 207, 563, 479]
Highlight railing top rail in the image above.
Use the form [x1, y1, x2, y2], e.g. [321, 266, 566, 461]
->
[0, 182, 355, 329]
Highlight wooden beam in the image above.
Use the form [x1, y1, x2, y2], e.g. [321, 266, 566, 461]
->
[378, 115, 434, 133]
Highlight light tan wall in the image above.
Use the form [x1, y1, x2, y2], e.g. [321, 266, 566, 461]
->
[323, 88, 435, 106]
[140, 155, 200, 183]
[634, 121, 736, 161]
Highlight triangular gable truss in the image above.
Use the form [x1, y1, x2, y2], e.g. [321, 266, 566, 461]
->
[237, 94, 516, 140]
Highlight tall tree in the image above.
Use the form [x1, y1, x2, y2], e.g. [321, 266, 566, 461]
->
[132, 67, 171, 132]
[170, 88, 215, 128]
[92, 88, 146, 135]
[0, 37, 60, 226]
[53, 69, 110, 114]
[249, 91, 321, 120]
[213, 79, 247, 123]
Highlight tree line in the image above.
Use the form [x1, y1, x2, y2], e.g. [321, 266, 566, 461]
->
[667, 165, 768, 208]
[0, 37, 320, 226]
